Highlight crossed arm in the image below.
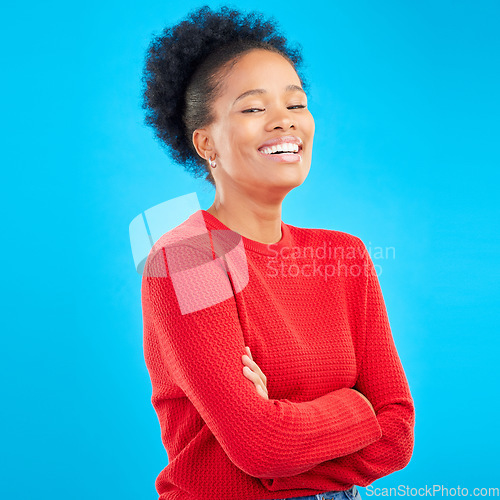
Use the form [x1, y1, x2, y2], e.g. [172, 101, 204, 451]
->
[241, 239, 415, 490]
[143, 237, 414, 483]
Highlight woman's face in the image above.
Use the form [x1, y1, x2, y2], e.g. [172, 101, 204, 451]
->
[197, 49, 315, 200]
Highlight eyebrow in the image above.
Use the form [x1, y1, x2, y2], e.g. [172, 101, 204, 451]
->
[233, 84, 306, 106]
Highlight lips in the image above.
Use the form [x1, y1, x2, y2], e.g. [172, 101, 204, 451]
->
[257, 135, 303, 163]
[257, 135, 303, 152]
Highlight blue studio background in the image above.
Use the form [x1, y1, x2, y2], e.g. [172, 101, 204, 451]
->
[1, 0, 499, 498]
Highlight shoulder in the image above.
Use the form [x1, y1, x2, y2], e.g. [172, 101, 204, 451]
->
[143, 211, 214, 279]
[142, 211, 243, 314]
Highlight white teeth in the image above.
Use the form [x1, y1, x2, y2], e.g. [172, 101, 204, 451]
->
[260, 143, 300, 154]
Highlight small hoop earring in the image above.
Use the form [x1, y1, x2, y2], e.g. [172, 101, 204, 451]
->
[209, 155, 217, 168]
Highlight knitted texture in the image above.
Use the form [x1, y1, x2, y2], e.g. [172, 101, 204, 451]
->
[141, 209, 415, 500]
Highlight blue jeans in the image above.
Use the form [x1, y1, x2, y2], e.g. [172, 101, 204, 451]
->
[259, 484, 362, 500]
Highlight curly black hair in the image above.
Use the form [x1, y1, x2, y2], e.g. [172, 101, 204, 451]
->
[141, 4, 307, 186]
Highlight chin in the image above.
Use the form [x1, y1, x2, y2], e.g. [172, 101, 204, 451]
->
[266, 169, 309, 193]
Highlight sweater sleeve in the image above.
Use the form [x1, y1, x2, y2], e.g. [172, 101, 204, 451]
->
[143, 239, 382, 479]
[258, 239, 415, 491]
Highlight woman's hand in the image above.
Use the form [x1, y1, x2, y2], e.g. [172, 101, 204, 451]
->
[242, 346, 268, 400]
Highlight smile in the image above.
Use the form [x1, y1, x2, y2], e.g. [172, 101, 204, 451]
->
[257, 145, 303, 163]
[259, 143, 300, 154]
[257, 136, 303, 163]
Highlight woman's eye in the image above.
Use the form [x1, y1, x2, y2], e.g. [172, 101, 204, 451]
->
[242, 105, 306, 113]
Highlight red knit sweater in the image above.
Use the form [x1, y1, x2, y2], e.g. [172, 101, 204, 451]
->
[141, 209, 414, 500]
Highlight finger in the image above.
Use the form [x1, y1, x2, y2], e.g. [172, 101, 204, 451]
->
[242, 354, 257, 369]
[243, 366, 267, 393]
[242, 354, 261, 373]
[242, 354, 267, 388]
[243, 365, 261, 384]
[245, 346, 253, 361]
[257, 384, 269, 400]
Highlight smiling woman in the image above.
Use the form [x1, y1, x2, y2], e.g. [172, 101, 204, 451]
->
[140, 5, 414, 500]
[192, 48, 315, 216]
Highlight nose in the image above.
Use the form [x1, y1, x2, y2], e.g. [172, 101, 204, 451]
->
[266, 107, 295, 131]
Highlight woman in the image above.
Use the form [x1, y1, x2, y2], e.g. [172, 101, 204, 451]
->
[141, 5, 415, 500]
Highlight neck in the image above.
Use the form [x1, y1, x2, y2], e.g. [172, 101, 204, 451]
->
[206, 195, 283, 245]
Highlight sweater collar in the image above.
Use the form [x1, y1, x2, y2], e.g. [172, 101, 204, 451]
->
[199, 209, 292, 257]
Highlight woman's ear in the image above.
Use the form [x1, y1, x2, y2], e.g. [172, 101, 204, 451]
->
[192, 129, 215, 162]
